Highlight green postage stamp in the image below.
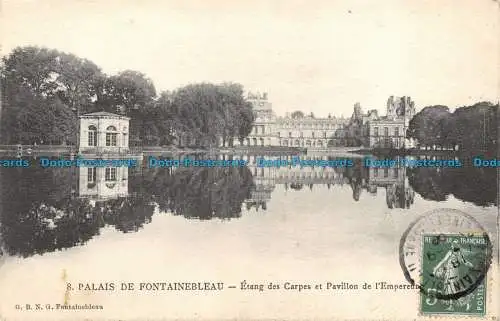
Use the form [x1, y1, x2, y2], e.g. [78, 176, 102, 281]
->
[399, 208, 493, 317]
[419, 233, 488, 316]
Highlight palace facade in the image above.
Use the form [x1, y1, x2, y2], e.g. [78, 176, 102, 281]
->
[236, 93, 416, 149]
[235, 92, 350, 148]
[366, 96, 416, 148]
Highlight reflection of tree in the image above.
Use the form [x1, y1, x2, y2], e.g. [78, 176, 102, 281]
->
[290, 183, 303, 190]
[0, 165, 100, 257]
[162, 167, 254, 220]
[1, 197, 100, 258]
[408, 163, 497, 207]
[132, 163, 255, 218]
[0, 162, 157, 257]
[445, 166, 497, 207]
[97, 196, 155, 233]
[408, 167, 450, 201]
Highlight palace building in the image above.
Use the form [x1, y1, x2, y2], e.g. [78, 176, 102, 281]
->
[365, 96, 416, 148]
[235, 92, 350, 148]
[235, 93, 416, 149]
[235, 93, 415, 149]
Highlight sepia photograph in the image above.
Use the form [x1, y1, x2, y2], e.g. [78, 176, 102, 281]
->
[0, 0, 498, 320]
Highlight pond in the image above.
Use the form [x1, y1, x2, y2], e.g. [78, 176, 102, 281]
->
[0, 152, 497, 319]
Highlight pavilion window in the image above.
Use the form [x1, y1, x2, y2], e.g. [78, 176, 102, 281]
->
[87, 168, 96, 182]
[106, 126, 118, 147]
[105, 168, 117, 181]
[88, 125, 97, 146]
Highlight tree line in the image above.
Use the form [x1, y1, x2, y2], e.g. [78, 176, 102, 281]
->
[0, 46, 255, 147]
[407, 103, 498, 154]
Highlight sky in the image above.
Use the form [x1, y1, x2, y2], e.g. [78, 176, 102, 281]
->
[2, 0, 499, 117]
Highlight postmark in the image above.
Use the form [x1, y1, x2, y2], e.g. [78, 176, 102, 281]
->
[399, 208, 493, 316]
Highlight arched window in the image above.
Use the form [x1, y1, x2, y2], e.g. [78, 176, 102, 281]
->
[106, 126, 118, 147]
[88, 125, 97, 146]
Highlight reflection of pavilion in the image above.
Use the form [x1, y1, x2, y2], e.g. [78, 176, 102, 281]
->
[78, 166, 129, 200]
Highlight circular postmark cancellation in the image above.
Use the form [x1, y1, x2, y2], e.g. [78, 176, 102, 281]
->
[399, 208, 493, 303]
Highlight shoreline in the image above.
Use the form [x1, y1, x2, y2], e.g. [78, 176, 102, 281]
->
[0, 145, 496, 158]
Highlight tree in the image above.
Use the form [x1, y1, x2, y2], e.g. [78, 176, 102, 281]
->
[291, 111, 304, 119]
[407, 102, 497, 154]
[96, 70, 157, 145]
[450, 102, 497, 154]
[98, 70, 156, 114]
[1, 46, 59, 97]
[407, 105, 451, 148]
[52, 52, 103, 115]
[166, 83, 254, 147]
[1, 46, 103, 144]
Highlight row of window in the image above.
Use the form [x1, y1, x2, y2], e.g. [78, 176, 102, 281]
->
[372, 127, 400, 137]
[87, 125, 126, 147]
[277, 132, 332, 138]
[252, 124, 345, 134]
[87, 167, 118, 182]
[252, 167, 338, 179]
[280, 140, 332, 147]
[88, 125, 126, 132]
[373, 168, 400, 178]
[278, 123, 345, 130]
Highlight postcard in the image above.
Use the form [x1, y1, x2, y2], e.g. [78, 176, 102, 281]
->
[0, 0, 498, 320]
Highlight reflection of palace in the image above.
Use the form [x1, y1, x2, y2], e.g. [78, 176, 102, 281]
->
[235, 92, 416, 148]
[78, 167, 129, 200]
[242, 155, 414, 210]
